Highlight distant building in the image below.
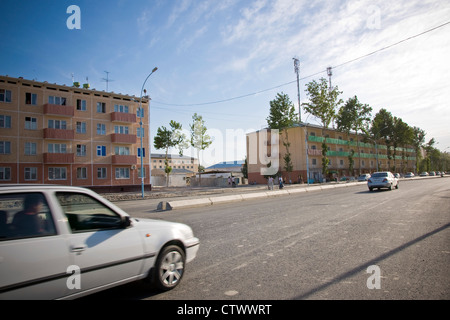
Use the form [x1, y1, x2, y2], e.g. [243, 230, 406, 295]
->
[150, 153, 198, 175]
[150, 153, 199, 187]
[205, 160, 244, 173]
[0, 75, 152, 192]
[246, 123, 417, 184]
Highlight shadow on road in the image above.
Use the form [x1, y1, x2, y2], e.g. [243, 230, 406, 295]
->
[294, 221, 450, 300]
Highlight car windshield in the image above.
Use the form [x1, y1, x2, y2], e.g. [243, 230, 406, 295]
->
[372, 172, 388, 178]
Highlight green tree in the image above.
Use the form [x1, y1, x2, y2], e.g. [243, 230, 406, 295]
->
[391, 118, 414, 173]
[423, 138, 436, 172]
[153, 120, 187, 186]
[411, 126, 426, 173]
[190, 113, 212, 185]
[303, 78, 343, 180]
[371, 109, 394, 170]
[241, 156, 248, 179]
[266, 92, 298, 182]
[336, 96, 372, 175]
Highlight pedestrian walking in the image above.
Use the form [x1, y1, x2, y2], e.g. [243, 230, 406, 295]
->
[268, 177, 274, 190]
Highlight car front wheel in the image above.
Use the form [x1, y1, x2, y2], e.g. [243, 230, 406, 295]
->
[154, 245, 186, 291]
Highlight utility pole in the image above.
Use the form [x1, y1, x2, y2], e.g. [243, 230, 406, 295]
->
[327, 66, 334, 129]
[293, 58, 301, 123]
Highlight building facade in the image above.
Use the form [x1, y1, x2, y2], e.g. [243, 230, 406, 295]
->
[0, 75, 151, 191]
[150, 153, 198, 176]
[246, 123, 417, 184]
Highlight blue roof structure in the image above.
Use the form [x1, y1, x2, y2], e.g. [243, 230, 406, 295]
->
[206, 161, 245, 170]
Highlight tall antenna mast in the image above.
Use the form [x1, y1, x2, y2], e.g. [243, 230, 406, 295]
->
[102, 71, 115, 92]
[293, 57, 301, 123]
[327, 67, 333, 92]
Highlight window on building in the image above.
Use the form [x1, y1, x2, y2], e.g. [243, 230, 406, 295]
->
[137, 148, 145, 158]
[138, 167, 146, 178]
[97, 167, 107, 179]
[115, 168, 130, 179]
[48, 96, 67, 105]
[48, 119, 67, 129]
[0, 89, 12, 103]
[114, 146, 130, 155]
[96, 145, 106, 156]
[76, 167, 87, 179]
[0, 115, 11, 128]
[137, 107, 144, 118]
[25, 142, 37, 155]
[114, 125, 129, 134]
[25, 92, 37, 105]
[97, 123, 106, 135]
[25, 117, 37, 130]
[49, 167, 67, 180]
[76, 144, 87, 156]
[96, 102, 106, 113]
[0, 167, 11, 180]
[114, 104, 129, 113]
[137, 127, 145, 138]
[76, 99, 87, 111]
[76, 121, 86, 134]
[48, 143, 67, 153]
[24, 167, 37, 180]
[0, 141, 11, 154]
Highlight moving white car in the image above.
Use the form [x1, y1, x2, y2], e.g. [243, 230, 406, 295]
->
[357, 173, 371, 182]
[368, 171, 399, 191]
[0, 185, 199, 300]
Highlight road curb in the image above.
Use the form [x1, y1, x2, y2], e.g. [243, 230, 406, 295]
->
[157, 181, 365, 211]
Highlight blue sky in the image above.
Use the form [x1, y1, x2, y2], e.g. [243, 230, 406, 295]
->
[1, 0, 450, 166]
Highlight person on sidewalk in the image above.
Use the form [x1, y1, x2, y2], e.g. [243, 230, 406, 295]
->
[279, 176, 284, 189]
[268, 176, 274, 190]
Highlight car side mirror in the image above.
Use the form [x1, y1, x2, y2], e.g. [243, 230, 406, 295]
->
[121, 216, 132, 228]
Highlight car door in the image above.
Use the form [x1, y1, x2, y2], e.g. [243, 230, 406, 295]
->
[54, 191, 145, 297]
[0, 192, 71, 300]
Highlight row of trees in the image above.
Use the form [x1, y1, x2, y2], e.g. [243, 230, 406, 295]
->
[153, 113, 212, 186]
[267, 77, 446, 180]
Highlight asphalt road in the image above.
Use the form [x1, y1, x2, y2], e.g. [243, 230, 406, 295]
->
[88, 177, 450, 300]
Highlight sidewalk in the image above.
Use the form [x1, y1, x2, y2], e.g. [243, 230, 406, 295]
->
[102, 181, 366, 211]
[102, 175, 446, 211]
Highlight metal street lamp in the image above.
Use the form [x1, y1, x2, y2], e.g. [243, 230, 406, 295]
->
[139, 67, 158, 198]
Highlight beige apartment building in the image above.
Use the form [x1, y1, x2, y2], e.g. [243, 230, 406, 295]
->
[246, 123, 417, 184]
[0, 75, 152, 191]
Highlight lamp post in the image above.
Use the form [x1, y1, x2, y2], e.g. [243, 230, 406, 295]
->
[139, 67, 158, 198]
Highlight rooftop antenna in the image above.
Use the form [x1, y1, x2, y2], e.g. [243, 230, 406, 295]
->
[102, 71, 114, 92]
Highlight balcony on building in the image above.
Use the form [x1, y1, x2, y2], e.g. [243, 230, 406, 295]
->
[111, 133, 137, 144]
[44, 128, 75, 140]
[43, 104, 75, 117]
[111, 112, 137, 123]
[43, 153, 75, 163]
[112, 155, 137, 165]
